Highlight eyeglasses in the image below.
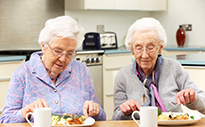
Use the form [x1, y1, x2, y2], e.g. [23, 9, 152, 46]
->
[135, 45, 158, 54]
[47, 43, 77, 59]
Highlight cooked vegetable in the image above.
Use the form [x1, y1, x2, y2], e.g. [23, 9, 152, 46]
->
[51, 115, 61, 126]
[190, 116, 194, 120]
[51, 113, 87, 126]
[158, 108, 162, 116]
[158, 112, 192, 120]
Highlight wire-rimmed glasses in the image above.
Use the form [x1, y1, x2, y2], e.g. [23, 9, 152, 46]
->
[135, 45, 158, 54]
[47, 43, 77, 59]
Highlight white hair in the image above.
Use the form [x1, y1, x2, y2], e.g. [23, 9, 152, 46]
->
[125, 17, 167, 50]
[38, 16, 85, 48]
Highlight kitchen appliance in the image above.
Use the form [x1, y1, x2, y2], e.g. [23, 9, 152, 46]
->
[83, 32, 118, 50]
[83, 32, 101, 50]
[99, 32, 118, 49]
[75, 50, 104, 107]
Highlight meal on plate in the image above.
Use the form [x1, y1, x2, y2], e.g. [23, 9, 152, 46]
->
[158, 112, 194, 120]
[51, 113, 87, 126]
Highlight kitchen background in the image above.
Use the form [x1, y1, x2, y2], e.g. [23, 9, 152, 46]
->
[0, 0, 205, 50]
[0, 0, 64, 50]
[1, 0, 205, 120]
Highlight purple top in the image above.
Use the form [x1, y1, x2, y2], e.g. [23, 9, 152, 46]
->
[0, 51, 106, 123]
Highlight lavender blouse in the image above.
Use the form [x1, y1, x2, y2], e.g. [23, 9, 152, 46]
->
[0, 51, 106, 123]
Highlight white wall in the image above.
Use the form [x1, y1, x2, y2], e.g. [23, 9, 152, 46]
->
[65, 10, 150, 49]
[65, 0, 205, 48]
[151, 0, 205, 46]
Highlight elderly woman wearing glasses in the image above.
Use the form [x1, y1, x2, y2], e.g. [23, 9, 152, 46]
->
[112, 17, 205, 120]
[0, 16, 106, 123]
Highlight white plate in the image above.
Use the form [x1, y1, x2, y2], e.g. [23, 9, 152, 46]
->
[158, 112, 201, 125]
[53, 117, 95, 127]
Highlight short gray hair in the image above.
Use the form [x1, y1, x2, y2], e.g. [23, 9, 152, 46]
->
[125, 17, 167, 50]
[38, 16, 85, 48]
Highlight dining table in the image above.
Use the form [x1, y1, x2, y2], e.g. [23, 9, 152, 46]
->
[0, 119, 205, 127]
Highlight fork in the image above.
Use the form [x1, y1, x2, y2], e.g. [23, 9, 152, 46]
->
[167, 102, 178, 110]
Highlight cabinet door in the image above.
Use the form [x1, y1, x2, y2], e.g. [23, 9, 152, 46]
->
[103, 53, 134, 120]
[0, 60, 24, 112]
[65, 0, 166, 10]
[65, 0, 114, 10]
[114, 0, 139, 10]
[0, 81, 9, 112]
[85, 0, 114, 9]
[0, 61, 24, 78]
[139, 0, 167, 11]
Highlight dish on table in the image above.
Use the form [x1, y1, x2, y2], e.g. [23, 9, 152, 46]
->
[158, 112, 201, 125]
[52, 113, 95, 126]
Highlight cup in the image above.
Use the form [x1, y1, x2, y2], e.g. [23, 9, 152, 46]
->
[26, 108, 51, 127]
[132, 106, 157, 127]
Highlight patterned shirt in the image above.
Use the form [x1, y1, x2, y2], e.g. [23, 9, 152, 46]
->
[0, 51, 106, 123]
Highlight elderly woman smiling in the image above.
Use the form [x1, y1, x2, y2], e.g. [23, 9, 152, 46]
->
[0, 16, 106, 123]
[112, 17, 205, 120]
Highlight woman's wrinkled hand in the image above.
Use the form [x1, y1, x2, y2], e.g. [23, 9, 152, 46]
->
[21, 99, 49, 120]
[176, 88, 196, 105]
[83, 100, 100, 117]
[120, 100, 141, 116]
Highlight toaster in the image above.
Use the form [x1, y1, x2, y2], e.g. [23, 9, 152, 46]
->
[83, 32, 118, 50]
[99, 32, 118, 50]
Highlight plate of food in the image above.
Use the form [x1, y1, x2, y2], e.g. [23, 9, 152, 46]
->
[51, 113, 95, 127]
[158, 112, 201, 125]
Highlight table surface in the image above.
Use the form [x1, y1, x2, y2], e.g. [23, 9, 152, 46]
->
[1, 119, 205, 127]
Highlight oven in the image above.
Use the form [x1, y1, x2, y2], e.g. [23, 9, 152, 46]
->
[75, 50, 104, 107]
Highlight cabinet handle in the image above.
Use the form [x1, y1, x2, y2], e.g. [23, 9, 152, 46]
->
[105, 66, 122, 71]
[106, 93, 113, 97]
[0, 78, 10, 81]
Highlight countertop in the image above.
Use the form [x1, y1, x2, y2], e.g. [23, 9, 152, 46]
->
[165, 52, 205, 66]
[0, 55, 26, 62]
[164, 45, 205, 51]
[1, 45, 205, 64]
[104, 46, 205, 66]
[104, 45, 205, 54]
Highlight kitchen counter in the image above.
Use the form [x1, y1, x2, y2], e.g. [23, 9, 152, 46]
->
[104, 45, 205, 55]
[165, 52, 205, 66]
[0, 55, 26, 62]
[164, 45, 205, 51]
[104, 46, 131, 55]
[104, 49, 131, 54]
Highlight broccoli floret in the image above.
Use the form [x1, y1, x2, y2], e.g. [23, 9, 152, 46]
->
[51, 115, 61, 126]
[190, 116, 194, 120]
[158, 108, 162, 116]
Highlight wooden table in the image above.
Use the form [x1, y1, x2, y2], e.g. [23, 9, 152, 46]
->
[0, 119, 205, 127]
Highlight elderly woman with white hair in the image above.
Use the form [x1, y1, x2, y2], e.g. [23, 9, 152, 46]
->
[0, 16, 106, 123]
[112, 17, 205, 120]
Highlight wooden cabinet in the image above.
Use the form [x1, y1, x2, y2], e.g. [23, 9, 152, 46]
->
[65, 0, 167, 11]
[0, 60, 25, 113]
[103, 53, 134, 120]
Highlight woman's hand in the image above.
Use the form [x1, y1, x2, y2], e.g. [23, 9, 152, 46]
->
[176, 88, 196, 105]
[120, 100, 141, 116]
[21, 99, 49, 120]
[83, 101, 100, 117]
